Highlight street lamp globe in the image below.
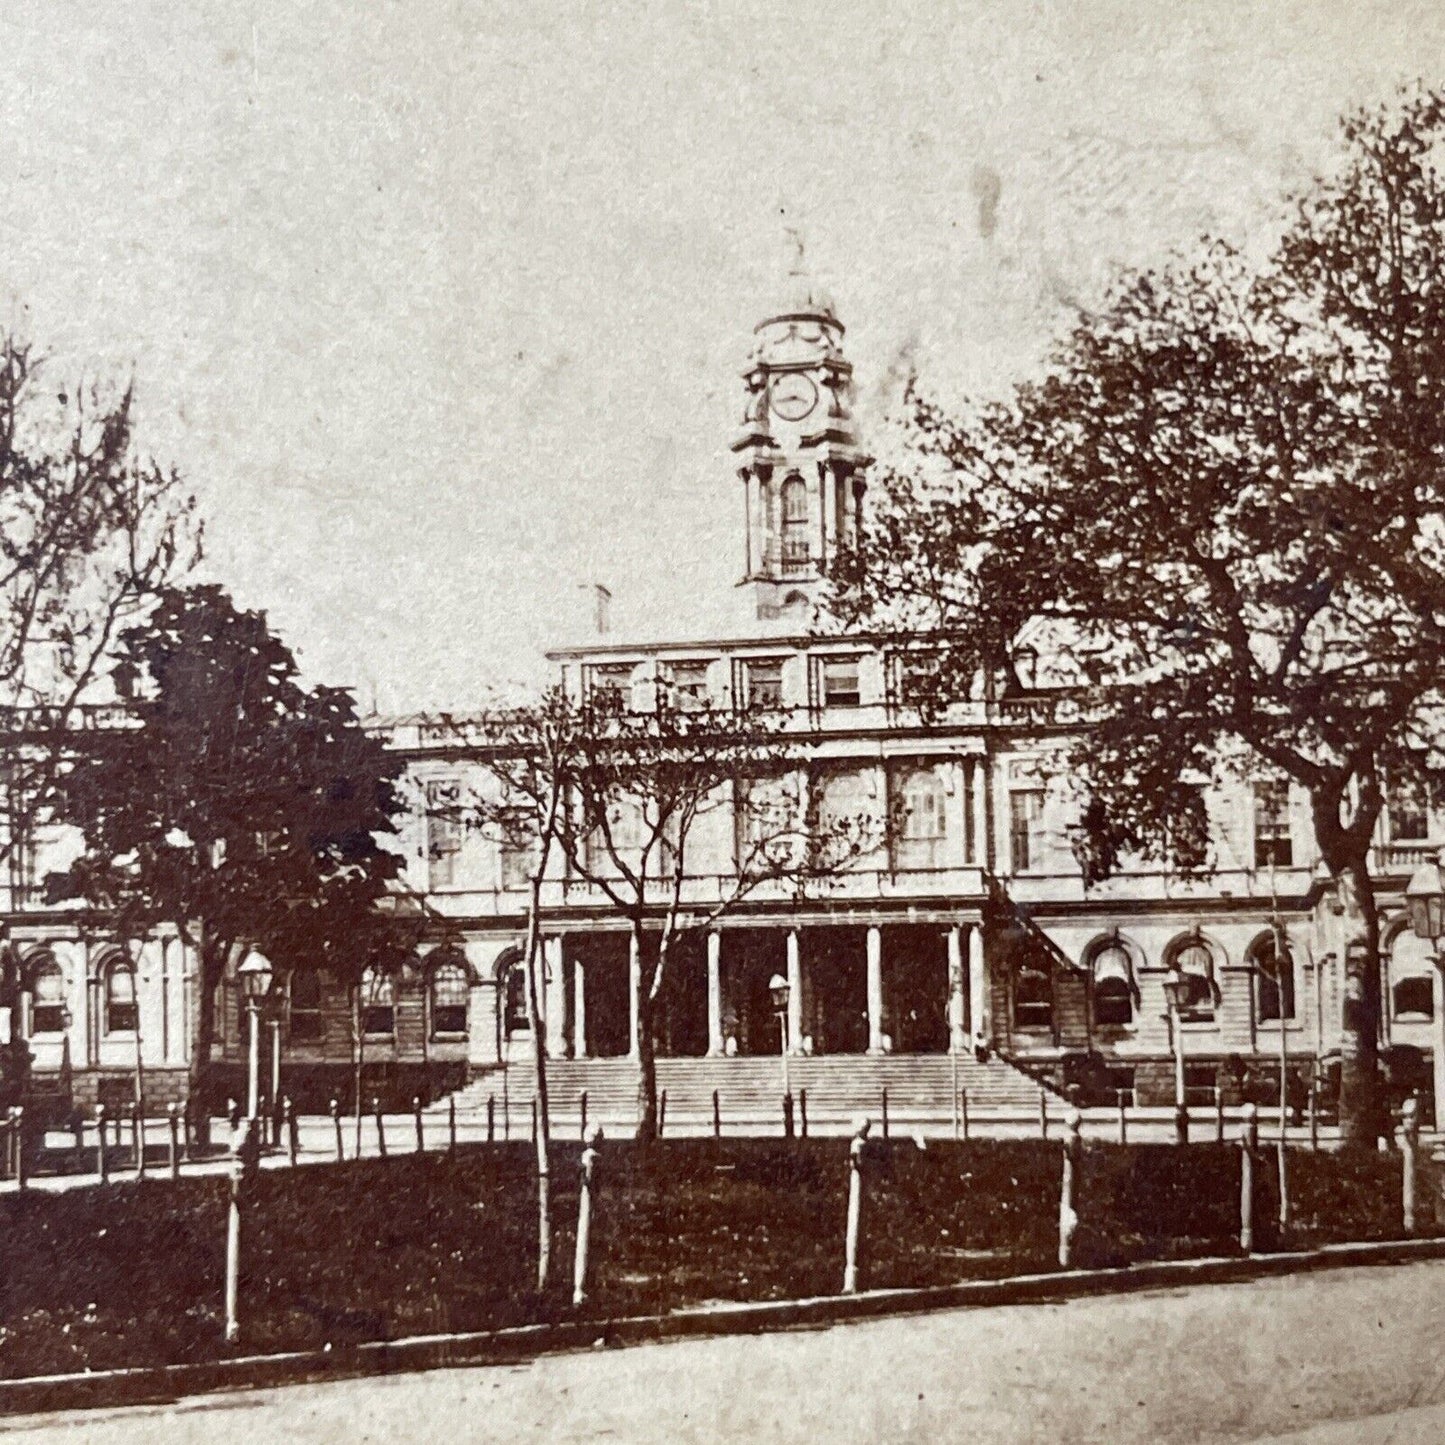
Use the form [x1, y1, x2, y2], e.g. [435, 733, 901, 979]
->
[237, 952, 274, 1002]
[768, 973, 790, 1014]
[1404, 850, 1445, 944]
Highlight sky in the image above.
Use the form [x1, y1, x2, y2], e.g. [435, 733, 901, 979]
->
[3, 1, 1444, 711]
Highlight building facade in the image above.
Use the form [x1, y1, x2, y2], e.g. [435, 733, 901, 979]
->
[7, 281, 1443, 1119]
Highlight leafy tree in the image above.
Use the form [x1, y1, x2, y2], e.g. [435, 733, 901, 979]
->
[832, 87, 1445, 1145]
[50, 585, 410, 1142]
[0, 329, 196, 1101]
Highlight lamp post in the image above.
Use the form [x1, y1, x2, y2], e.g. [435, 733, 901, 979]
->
[237, 953, 274, 1122]
[1404, 848, 1445, 1132]
[1163, 965, 1190, 1144]
[768, 972, 791, 1117]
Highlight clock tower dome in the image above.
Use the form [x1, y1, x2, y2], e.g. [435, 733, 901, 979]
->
[732, 256, 866, 621]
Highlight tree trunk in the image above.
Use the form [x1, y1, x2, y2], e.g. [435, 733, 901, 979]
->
[350, 983, 366, 1156]
[1336, 857, 1386, 1148]
[521, 877, 552, 1294]
[633, 922, 659, 1143]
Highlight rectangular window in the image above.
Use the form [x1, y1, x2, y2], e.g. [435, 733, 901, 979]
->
[664, 660, 712, 711]
[501, 833, 538, 892]
[1253, 782, 1293, 868]
[289, 972, 324, 1041]
[1387, 773, 1430, 842]
[1009, 789, 1044, 873]
[820, 656, 861, 707]
[742, 657, 785, 709]
[586, 662, 635, 711]
[425, 778, 462, 889]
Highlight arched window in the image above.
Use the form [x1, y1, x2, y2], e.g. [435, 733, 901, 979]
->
[289, 970, 323, 1041]
[1013, 964, 1053, 1030]
[1091, 941, 1134, 1027]
[27, 953, 66, 1035]
[895, 768, 947, 870]
[496, 950, 529, 1038]
[1251, 930, 1296, 1023]
[103, 957, 138, 1035]
[360, 966, 395, 1038]
[1390, 927, 1435, 1022]
[1167, 935, 1217, 1022]
[430, 957, 470, 1039]
[780, 475, 809, 571]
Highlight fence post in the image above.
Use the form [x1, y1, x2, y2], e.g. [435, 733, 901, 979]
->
[487, 1094, 496, 1143]
[95, 1104, 109, 1184]
[1277, 1133, 1291, 1234]
[227, 1097, 241, 1131]
[799, 1088, 809, 1140]
[712, 1088, 721, 1140]
[659, 1089, 667, 1139]
[579, 1090, 588, 1142]
[1308, 1075, 1320, 1151]
[448, 1095, 457, 1153]
[224, 1118, 260, 1345]
[573, 1123, 603, 1306]
[72, 1111, 85, 1174]
[880, 1088, 889, 1141]
[168, 1103, 181, 1180]
[782, 1091, 794, 1140]
[1039, 1089, 1049, 1140]
[530, 1094, 538, 1145]
[1402, 1096, 1420, 1235]
[373, 1097, 386, 1158]
[330, 1098, 343, 1162]
[1116, 1088, 1128, 1146]
[960, 1087, 969, 1142]
[284, 1098, 298, 1166]
[843, 1116, 872, 1294]
[1240, 1102, 1258, 1255]
[1215, 1084, 1225, 1144]
[132, 1104, 145, 1180]
[414, 1096, 424, 1154]
[1059, 1108, 1082, 1268]
[12, 1107, 25, 1192]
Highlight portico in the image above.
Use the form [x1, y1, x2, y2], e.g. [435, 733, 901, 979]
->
[536, 919, 988, 1062]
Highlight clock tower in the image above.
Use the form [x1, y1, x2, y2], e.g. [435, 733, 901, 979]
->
[732, 260, 866, 621]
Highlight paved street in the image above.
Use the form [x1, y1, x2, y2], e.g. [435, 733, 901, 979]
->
[7, 1259, 1445, 1443]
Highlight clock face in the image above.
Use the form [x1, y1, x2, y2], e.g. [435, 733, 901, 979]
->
[770, 372, 818, 423]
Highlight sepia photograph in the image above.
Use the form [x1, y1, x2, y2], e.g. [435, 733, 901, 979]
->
[4, 2, 1445, 1440]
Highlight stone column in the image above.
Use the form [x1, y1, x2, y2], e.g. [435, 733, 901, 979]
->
[572, 955, 588, 1059]
[866, 926, 884, 1054]
[947, 925, 967, 1052]
[972, 758, 990, 870]
[706, 931, 724, 1057]
[544, 937, 567, 1059]
[968, 923, 990, 1047]
[628, 931, 641, 1059]
[786, 930, 804, 1055]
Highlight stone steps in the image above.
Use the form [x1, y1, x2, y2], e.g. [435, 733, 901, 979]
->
[444, 1053, 1053, 1125]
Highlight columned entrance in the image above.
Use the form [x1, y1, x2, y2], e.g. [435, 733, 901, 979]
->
[570, 934, 631, 1059]
[722, 928, 788, 1056]
[804, 926, 869, 1054]
[657, 932, 709, 1057]
[886, 924, 951, 1054]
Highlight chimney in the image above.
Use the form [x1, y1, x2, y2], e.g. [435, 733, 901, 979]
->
[579, 583, 611, 636]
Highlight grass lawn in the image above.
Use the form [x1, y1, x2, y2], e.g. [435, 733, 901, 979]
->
[0, 1137, 1432, 1379]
